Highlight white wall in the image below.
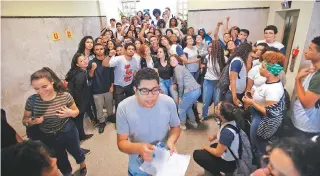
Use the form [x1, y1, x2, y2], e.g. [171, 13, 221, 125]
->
[188, 0, 271, 10]
[1, 1, 101, 16]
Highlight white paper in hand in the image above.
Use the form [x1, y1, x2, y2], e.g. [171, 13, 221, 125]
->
[139, 146, 190, 176]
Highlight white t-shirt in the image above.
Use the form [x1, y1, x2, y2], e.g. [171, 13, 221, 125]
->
[146, 59, 154, 69]
[115, 31, 124, 41]
[109, 56, 138, 87]
[110, 26, 117, 34]
[133, 53, 141, 70]
[253, 81, 284, 106]
[204, 55, 228, 80]
[183, 46, 199, 73]
[256, 40, 285, 53]
[248, 65, 266, 91]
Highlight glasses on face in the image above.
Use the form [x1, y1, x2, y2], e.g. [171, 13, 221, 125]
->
[137, 87, 161, 95]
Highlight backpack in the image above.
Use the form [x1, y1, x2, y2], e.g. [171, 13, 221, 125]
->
[217, 58, 243, 96]
[216, 63, 230, 96]
[223, 124, 255, 176]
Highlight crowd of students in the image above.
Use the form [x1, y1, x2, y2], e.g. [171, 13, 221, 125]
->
[1, 7, 320, 176]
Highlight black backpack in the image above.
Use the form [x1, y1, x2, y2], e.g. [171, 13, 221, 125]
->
[217, 58, 243, 96]
[217, 63, 231, 95]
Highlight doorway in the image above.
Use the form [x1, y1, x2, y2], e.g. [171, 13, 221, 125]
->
[281, 10, 299, 72]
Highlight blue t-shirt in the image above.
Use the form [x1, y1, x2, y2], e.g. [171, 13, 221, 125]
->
[230, 60, 242, 74]
[170, 44, 184, 56]
[219, 128, 235, 147]
[235, 39, 248, 47]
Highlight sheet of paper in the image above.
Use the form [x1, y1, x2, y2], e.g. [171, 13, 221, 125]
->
[139, 146, 190, 176]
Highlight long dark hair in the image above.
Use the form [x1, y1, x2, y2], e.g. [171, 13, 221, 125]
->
[169, 18, 178, 28]
[65, 53, 84, 82]
[159, 35, 172, 48]
[158, 47, 170, 62]
[30, 67, 66, 93]
[211, 40, 226, 76]
[227, 42, 252, 65]
[157, 19, 166, 29]
[77, 36, 94, 54]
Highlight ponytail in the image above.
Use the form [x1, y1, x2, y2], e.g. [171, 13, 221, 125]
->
[30, 67, 66, 93]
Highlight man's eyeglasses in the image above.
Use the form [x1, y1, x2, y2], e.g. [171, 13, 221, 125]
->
[137, 87, 161, 95]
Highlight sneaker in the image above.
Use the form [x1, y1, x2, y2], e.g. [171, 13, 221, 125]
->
[187, 120, 198, 128]
[98, 122, 106, 134]
[200, 116, 208, 121]
[81, 134, 94, 141]
[81, 148, 91, 155]
[180, 123, 187, 130]
[80, 167, 88, 176]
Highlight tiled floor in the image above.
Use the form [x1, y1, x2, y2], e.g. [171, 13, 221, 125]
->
[69, 104, 219, 176]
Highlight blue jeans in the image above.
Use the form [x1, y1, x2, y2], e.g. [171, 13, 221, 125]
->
[179, 88, 201, 123]
[249, 107, 261, 151]
[160, 79, 178, 103]
[249, 107, 268, 158]
[202, 79, 218, 118]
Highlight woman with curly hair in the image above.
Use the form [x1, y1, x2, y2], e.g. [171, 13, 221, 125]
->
[243, 51, 286, 159]
[77, 36, 95, 61]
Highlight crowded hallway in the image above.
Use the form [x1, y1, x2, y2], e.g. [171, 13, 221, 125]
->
[1, 1, 320, 176]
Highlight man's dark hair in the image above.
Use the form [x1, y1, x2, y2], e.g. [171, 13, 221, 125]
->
[266, 46, 281, 53]
[124, 36, 133, 42]
[149, 35, 158, 41]
[110, 18, 116, 22]
[93, 43, 104, 50]
[240, 29, 250, 36]
[311, 36, 320, 52]
[134, 68, 159, 87]
[270, 137, 320, 176]
[153, 8, 161, 16]
[257, 42, 269, 49]
[1, 141, 52, 176]
[95, 37, 102, 43]
[264, 25, 278, 34]
[124, 42, 136, 50]
[116, 22, 122, 27]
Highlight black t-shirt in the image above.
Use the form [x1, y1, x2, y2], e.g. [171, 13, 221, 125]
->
[88, 57, 114, 95]
[154, 61, 173, 80]
[1, 120, 17, 149]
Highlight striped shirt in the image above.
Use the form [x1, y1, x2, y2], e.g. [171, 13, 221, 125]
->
[25, 92, 74, 133]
